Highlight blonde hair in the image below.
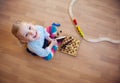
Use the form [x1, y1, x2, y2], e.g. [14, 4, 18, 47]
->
[11, 20, 27, 44]
[12, 21, 21, 37]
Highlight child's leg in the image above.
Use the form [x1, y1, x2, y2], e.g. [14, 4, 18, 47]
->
[44, 25, 59, 61]
[44, 45, 58, 61]
[43, 53, 53, 61]
[51, 45, 58, 54]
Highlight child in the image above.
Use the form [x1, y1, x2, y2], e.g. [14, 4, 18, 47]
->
[11, 21, 60, 61]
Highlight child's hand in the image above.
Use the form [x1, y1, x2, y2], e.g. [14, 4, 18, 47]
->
[51, 39, 57, 45]
[46, 37, 53, 42]
[47, 39, 57, 49]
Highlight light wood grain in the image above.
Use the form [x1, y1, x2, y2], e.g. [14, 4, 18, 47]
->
[0, 0, 120, 83]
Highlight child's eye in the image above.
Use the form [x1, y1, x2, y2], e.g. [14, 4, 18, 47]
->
[29, 26, 31, 30]
[25, 33, 28, 37]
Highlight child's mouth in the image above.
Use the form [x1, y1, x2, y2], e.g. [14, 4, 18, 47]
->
[33, 32, 37, 38]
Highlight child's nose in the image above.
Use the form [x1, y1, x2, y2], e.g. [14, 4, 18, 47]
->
[28, 31, 34, 35]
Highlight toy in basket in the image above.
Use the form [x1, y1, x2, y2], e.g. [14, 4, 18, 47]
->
[58, 36, 80, 56]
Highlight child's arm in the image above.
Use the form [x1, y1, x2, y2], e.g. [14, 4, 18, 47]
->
[45, 36, 53, 42]
[27, 44, 53, 57]
[46, 39, 57, 49]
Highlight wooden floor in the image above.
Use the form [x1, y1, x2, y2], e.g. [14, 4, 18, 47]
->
[0, 0, 120, 83]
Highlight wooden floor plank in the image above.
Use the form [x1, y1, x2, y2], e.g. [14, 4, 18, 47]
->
[0, 0, 120, 83]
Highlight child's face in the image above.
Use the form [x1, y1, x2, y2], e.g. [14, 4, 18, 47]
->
[18, 22, 40, 42]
